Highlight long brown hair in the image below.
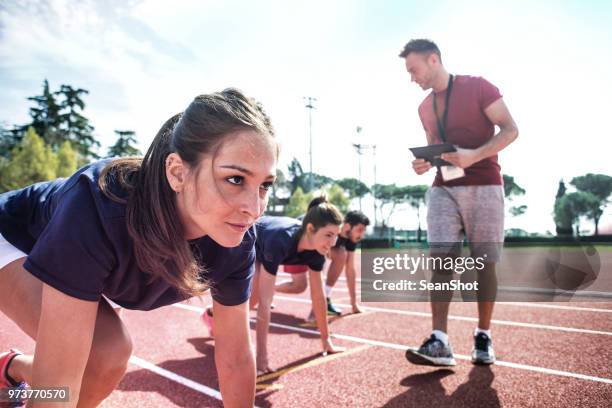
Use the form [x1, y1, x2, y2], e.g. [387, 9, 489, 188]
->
[99, 88, 276, 296]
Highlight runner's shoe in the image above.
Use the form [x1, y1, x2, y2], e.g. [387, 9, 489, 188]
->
[326, 297, 342, 316]
[405, 335, 457, 366]
[472, 332, 496, 365]
[1, 349, 29, 407]
[200, 307, 214, 337]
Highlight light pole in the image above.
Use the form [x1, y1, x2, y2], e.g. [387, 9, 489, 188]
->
[352, 126, 364, 210]
[372, 144, 377, 229]
[352, 127, 377, 226]
[304, 96, 317, 192]
[352, 143, 364, 211]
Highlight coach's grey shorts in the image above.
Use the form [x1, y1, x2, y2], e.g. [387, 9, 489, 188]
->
[426, 185, 504, 262]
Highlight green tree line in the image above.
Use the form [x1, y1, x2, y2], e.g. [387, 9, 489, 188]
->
[2, 80, 610, 236]
[1, 80, 141, 193]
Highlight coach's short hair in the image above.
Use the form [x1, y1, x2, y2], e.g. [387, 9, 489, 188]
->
[398, 39, 441, 61]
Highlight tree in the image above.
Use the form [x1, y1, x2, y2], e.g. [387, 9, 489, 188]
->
[285, 187, 312, 218]
[56, 141, 78, 178]
[266, 168, 290, 213]
[554, 192, 598, 236]
[570, 174, 612, 235]
[107, 130, 141, 157]
[509, 205, 528, 217]
[24, 79, 62, 148]
[0, 122, 23, 159]
[287, 158, 304, 193]
[7, 80, 100, 161]
[554, 180, 571, 235]
[285, 157, 333, 193]
[55, 84, 99, 160]
[304, 172, 334, 192]
[0, 127, 57, 192]
[324, 184, 349, 214]
[405, 185, 428, 242]
[503, 174, 527, 217]
[290, 171, 334, 194]
[373, 184, 409, 235]
[503, 174, 526, 197]
[336, 177, 370, 200]
[555, 179, 566, 199]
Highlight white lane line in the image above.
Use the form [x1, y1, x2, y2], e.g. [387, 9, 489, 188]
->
[170, 304, 612, 385]
[129, 355, 261, 408]
[500, 302, 612, 313]
[272, 296, 612, 337]
[498, 286, 612, 300]
[128, 356, 221, 400]
[266, 323, 612, 385]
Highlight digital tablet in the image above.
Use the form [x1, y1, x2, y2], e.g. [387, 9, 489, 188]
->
[409, 143, 456, 167]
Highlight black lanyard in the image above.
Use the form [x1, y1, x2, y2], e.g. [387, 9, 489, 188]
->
[432, 74, 453, 143]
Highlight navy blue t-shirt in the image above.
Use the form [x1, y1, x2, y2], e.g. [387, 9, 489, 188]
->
[333, 235, 357, 252]
[0, 159, 255, 310]
[255, 216, 325, 275]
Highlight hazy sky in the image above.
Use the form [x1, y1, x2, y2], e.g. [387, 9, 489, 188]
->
[1, 0, 611, 233]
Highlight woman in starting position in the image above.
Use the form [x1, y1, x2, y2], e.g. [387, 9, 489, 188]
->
[250, 196, 346, 374]
[0, 88, 277, 407]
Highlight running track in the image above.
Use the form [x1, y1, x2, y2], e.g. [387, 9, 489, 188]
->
[1, 256, 611, 407]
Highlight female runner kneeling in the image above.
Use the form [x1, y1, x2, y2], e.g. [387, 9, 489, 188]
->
[250, 196, 346, 374]
[0, 88, 277, 408]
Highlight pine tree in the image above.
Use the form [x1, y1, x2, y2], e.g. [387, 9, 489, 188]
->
[24, 79, 62, 148]
[56, 84, 99, 160]
[555, 179, 566, 199]
[7, 80, 100, 161]
[107, 130, 141, 157]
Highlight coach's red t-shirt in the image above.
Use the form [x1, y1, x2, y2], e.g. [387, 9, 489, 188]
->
[418, 75, 503, 187]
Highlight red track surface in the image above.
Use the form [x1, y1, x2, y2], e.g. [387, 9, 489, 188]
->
[2, 258, 612, 407]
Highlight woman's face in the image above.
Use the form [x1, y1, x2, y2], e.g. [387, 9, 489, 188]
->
[307, 223, 341, 255]
[167, 129, 277, 247]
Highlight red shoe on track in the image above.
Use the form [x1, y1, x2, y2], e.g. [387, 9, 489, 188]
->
[1, 349, 28, 407]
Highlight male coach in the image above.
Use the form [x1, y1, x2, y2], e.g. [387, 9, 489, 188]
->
[400, 39, 518, 366]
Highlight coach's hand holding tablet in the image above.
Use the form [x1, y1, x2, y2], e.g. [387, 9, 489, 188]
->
[409, 143, 466, 181]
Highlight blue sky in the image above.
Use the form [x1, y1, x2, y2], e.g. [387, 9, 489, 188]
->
[1, 0, 611, 233]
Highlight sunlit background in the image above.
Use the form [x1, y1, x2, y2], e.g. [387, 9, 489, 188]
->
[1, 0, 610, 234]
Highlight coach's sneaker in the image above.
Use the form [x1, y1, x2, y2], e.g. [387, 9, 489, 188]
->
[405, 335, 457, 366]
[326, 298, 342, 316]
[472, 332, 495, 365]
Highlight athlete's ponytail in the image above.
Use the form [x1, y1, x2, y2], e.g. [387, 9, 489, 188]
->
[297, 195, 343, 239]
